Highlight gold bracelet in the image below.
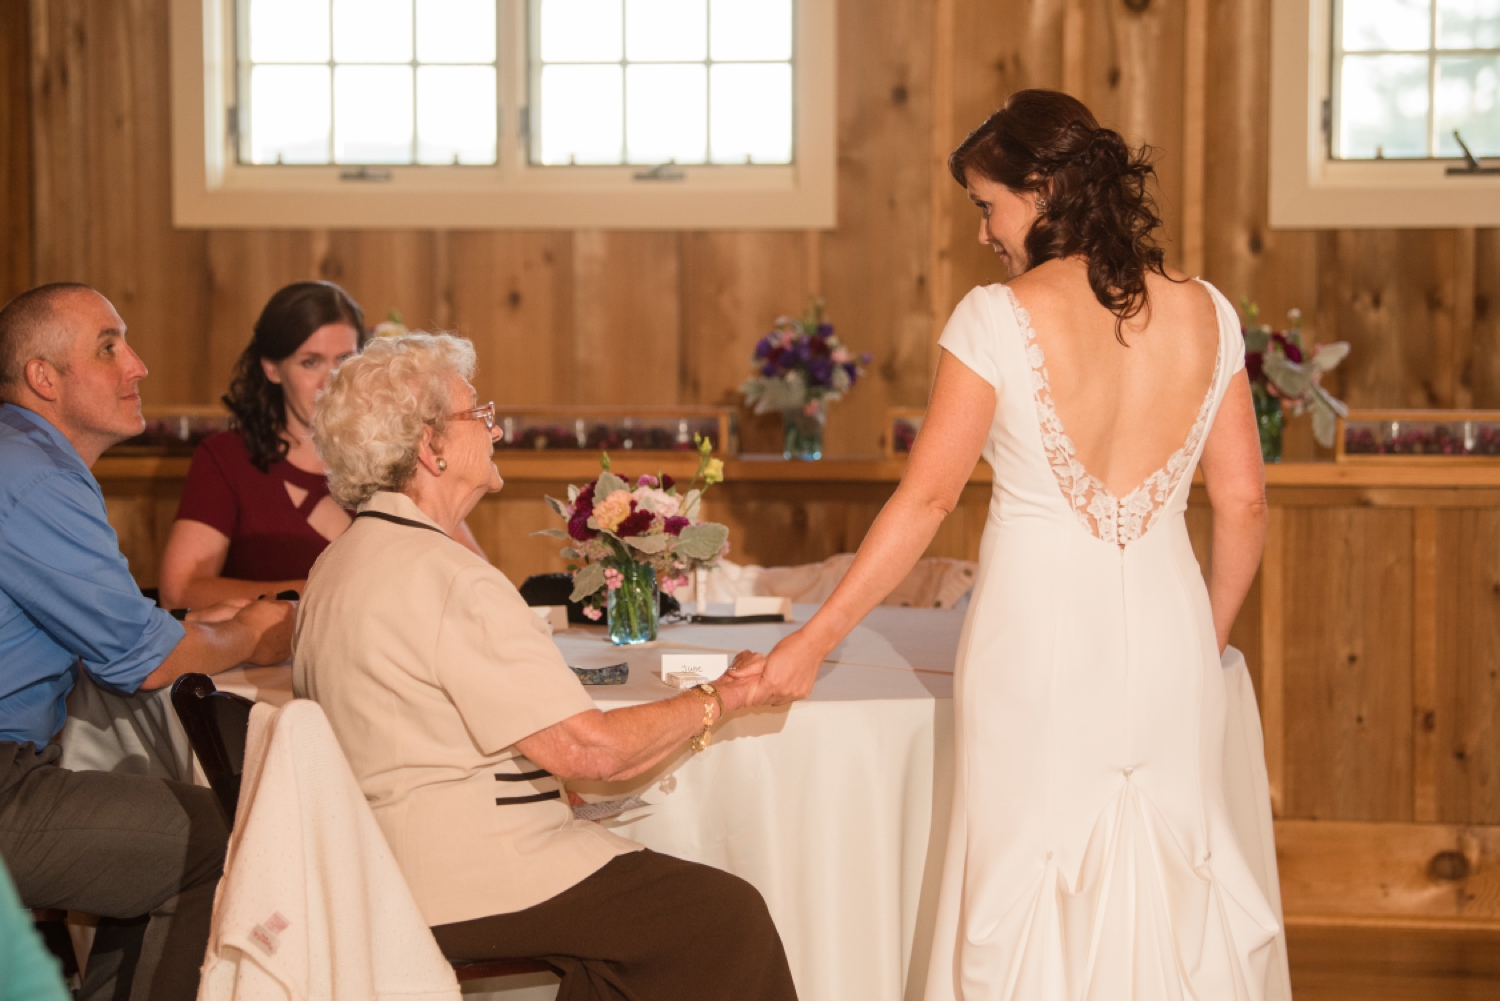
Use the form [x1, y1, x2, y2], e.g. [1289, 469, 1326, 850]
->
[689, 683, 722, 752]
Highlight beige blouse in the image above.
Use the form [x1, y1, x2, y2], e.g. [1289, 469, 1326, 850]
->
[292, 491, 639, 926]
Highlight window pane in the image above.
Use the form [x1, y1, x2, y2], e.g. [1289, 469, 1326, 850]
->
[417, 66, 497, 163]
[1437, 0, 1500, 48]
[626, 64, 706, 162]
[539, 64, 623, 163]
[248, 0, 331, 62]
[332, 0, 413, 63]
[625, 0, 706, 61]
[709, 0, 791, 60]
[248, 65, 331, 163]
[1339, 54, 1431, 157]
[539, 0, 623, 62]
[416, 0, 497, 63]
[710, 63, 791, 163]
[1436, 56, 1500, 155]
[334, 65, 414, 162]
[1342, 0, 1432, 51]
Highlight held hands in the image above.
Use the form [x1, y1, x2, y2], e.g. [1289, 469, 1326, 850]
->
[710, 650, 775, 714]
[732, 628, 827, 706]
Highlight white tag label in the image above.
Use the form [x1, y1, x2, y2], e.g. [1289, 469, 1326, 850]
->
[733, 596, 791, 619]
[532, 605, 569, 631]
[661, 652, 729, 682]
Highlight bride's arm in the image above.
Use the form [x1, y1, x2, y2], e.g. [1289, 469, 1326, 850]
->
[1196, 371, 1268, 653]
[742, 351, 996, 705]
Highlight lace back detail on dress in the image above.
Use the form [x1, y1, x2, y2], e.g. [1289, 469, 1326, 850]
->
[1009, 287, 1222, 547]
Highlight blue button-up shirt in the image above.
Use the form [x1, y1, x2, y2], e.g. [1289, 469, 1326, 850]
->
[0, 405, 184, 745]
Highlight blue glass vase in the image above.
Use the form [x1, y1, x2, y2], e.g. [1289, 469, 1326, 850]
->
[607, 563, 659, 645]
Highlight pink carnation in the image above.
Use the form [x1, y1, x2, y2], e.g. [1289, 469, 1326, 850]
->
[582, 605, 602, 621]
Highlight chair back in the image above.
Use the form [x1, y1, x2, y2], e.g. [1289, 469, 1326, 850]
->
[170, 673, 254, 825]
[167, 674, 553, 984]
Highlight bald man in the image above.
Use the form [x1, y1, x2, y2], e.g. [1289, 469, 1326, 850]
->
[0, 283, 293, 1001]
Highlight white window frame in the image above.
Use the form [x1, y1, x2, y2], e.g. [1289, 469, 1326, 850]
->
[1269, 0, 1500, 228]
[168, 0, 835, 229]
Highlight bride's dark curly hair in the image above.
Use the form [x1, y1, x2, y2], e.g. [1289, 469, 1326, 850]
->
[223, 281, 366, 472]
[949, 89, 1170, 344]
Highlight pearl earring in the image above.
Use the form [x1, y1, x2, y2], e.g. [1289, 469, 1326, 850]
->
[1036, 197, 1049, 212]
[436, 458, 447, 472]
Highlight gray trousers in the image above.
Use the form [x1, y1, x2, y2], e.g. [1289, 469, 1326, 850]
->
[0, 742, 228, 1001]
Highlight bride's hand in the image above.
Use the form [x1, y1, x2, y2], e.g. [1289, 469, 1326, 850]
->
[734, 629, 827, 706]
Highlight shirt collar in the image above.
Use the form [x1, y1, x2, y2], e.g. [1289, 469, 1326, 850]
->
[359, 491, 449, 535]
[0, 404, 90, 473]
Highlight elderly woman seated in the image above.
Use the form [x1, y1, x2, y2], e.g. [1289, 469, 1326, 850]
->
[294, 333, 796, 1001]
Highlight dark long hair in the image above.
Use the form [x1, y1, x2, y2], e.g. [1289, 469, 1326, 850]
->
[223, 281, 366, 471]
[949, 89, 1169, 343]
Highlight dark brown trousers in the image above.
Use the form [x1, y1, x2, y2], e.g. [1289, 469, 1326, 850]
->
[431, 849, 798, 1001]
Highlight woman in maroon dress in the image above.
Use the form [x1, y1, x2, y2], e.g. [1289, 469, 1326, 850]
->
[159, 281, 368, 607]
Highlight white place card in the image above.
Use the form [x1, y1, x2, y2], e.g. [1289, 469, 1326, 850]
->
[734, 596, 792, 619]
[661, 652, 729, 683]
[532, 605, 569, 631]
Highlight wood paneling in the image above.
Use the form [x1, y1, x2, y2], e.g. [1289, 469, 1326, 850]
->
[1, 0, 30, 303]
[1283, 508, 1415, 821]
[1435, 509, 1500, 826]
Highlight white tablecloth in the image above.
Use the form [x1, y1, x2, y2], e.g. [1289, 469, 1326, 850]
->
[60, 606, 1285, 1001]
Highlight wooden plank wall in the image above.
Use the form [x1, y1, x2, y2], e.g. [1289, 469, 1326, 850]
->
[11, 0, 1499, 449]
[8, 0, 1500, 926]
[0, 0, 30, 303]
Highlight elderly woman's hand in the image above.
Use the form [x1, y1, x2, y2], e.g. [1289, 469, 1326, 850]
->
[713, 651, 775, 713]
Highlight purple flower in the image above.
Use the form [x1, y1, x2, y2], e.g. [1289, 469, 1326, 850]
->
[663, 516, 690, 536]
[637, 474, 659, 487]
[661, 474, 676, 491]
[1270, 332, 1302, 364]
[816, 323, 834, 336]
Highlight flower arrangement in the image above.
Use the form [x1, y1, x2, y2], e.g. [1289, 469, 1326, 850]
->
[539, 436, 728, 641]
[1242, 302, 1350, 450]
[370, 308, 407, 339]
[739, 298, 872, 416]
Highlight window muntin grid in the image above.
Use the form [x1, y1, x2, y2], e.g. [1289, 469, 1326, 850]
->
[529, 0, 796, 166]
[236, 0, 501, 166]
[1332, 0, 1500, 160]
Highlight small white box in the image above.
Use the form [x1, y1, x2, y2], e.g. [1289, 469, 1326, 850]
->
[664, 671, 708, 689]
[733, 596, 792, 619]
[660, 652, 729, 682]
[532, 605, 569, 631]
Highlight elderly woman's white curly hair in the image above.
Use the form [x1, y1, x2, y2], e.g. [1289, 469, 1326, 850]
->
[313, 332, 477, 509]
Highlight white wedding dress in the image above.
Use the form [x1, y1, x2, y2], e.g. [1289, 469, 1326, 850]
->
[926, 280, 1291, 1001]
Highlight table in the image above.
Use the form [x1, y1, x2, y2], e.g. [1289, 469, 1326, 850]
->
[61, 605, 958, 1000]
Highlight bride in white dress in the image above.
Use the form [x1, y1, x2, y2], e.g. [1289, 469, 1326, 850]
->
[738, 90, 1291, 1000]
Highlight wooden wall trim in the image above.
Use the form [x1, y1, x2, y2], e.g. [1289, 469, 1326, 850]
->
[1276, 818, 1500, 925]
[1412, 507, 1440, 823]
[1262, 505, 1287, 815]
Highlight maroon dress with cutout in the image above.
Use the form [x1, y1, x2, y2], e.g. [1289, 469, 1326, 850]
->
[175, 430, 339, 582]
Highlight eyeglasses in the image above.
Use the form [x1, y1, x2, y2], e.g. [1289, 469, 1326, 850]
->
[450, 401, 496, 430]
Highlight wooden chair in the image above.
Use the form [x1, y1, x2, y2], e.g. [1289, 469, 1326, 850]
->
[169, 674, 553, 984]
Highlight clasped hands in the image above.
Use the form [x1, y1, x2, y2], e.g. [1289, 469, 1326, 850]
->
[713, 630, 829, 711]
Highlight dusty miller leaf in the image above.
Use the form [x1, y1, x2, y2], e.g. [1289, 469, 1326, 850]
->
[531, 528, 569, 539]
[570, 562, 607, 602]
[545, 495, 570, 519]
[624, 534, 669, 554]
[674, 522, 729, 561]
[595, 470, 628, 499]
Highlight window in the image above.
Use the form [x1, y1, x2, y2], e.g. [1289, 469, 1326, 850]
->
[1331, 0, 1500, 161]
[238, 0, 499, 166]
[169, 0, 835, 228]
[1268, 0, 1500, 227]
[531, 0, 794, 167]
